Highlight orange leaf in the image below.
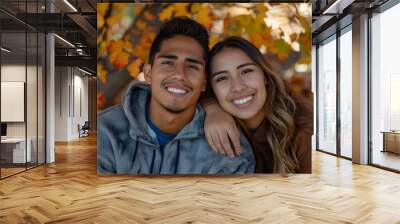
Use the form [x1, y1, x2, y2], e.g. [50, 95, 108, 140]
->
[97, 64, 107, 84]
[134, 4, 144, 15]
[136, 20, 146, 30]
[110, 51, 130, 69]
[107, 40, 124, 53]
[127, 59, 143, 79]
[97, 92, 106, 111]
[144, 11, 154, 21]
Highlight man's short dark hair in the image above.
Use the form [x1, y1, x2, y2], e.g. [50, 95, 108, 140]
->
[148, 16, 209, 65]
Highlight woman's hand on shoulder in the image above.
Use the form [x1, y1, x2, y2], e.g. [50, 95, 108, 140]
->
[203, 101, 241, 159]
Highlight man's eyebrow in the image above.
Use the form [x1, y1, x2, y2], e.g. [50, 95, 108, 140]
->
[157, 54, 204, 66]
[157, 54, 178, 59]
[236, 62, 256, 69]
[186, 58, 204, 66]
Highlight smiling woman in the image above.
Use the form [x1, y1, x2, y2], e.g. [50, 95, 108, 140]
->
[205, 36, 313, 174]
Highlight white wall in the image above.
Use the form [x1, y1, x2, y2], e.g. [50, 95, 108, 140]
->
[1, 63, 46, 164]
[54, 67, 89, 141]
[1, 65, 34, 138]
[55, 67, 69, 141]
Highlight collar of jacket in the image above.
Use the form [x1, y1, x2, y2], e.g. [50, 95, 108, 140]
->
[122, 81, 205, 142]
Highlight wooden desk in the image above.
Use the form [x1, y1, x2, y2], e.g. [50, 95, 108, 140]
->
[382, 131, 400, 154]
[1, 138, 31, 163]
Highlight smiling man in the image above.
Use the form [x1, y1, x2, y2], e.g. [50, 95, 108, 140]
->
[97, 17, 255, 174]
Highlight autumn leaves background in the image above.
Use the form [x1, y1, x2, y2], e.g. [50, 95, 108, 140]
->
[97, 3, 312, 110]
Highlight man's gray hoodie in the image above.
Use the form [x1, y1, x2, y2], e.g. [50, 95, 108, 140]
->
[97, 81, 255, 174]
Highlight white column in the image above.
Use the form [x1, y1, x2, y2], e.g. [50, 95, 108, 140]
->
[46, 33, 55, 163]
[352, 14, 369, 164]
[45, 1, 55, 163]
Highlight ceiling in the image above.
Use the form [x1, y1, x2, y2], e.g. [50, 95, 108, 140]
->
[312, 0, 390, 43]
[0, 0, 96, 74]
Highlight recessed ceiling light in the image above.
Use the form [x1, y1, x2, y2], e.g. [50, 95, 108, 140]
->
[63, 0, 78, 12]
[1, 47, 11, 53]
[77, 67, 93, 76]
[54, 34, 75, 48]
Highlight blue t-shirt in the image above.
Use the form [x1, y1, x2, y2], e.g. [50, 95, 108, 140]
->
[146, 105, 177, 151]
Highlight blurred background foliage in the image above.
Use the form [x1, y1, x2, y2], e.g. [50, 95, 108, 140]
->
[97, 3, 311, 110]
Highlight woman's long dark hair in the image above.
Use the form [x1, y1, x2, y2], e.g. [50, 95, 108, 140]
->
[207, 36, 298, 173]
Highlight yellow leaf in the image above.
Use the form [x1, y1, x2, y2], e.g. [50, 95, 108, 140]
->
[97, 64, 107, 84]
[209, 35, 219, 48]
[110, 51, 130, 69]
[113, 3, 128, 11]
[98, 42, 107, 59]
[127, 59, 143, 79]
[159, 5, 174, 21]
[97, 15, 105, 29]
[191, 3, 201, 13]
[197, 5, 211, 29]
[174, 3, 189, 17]
[123, 40, 134, 53]
[106, 12, 124, 26]
[255, 3, 267, 15]
[97, 3, 109, 17]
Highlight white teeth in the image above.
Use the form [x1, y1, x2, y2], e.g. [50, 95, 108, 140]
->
[233, 96, 253, 105]
[167, 87, 187, 94]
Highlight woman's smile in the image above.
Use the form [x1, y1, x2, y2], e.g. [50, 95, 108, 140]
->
[231, 94, 255, 108]
[211, 47, 267, 127]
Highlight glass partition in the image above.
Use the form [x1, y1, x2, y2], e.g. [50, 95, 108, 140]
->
[370, 3, 400, 171]
[1, 30, 28, 177]
[0, 0, 46, 179]
[317, 35, 337, 155]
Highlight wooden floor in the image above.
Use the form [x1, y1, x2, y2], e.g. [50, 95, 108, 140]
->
[372, 151, 400, 171]
[1, 135, 400, 223]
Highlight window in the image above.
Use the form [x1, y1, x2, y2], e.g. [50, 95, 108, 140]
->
[339, 27, 352, 158]
[370, 2, 400, 171]
[317, 35, 337, 154]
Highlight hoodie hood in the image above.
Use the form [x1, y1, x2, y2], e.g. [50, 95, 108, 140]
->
[122, 81, 206, 141]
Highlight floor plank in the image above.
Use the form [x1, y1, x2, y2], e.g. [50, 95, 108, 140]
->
[0, 135, 399, 223]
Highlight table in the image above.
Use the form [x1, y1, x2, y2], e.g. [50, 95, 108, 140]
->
[1, 138, 31, 163]
[381, 131, 400, 154]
